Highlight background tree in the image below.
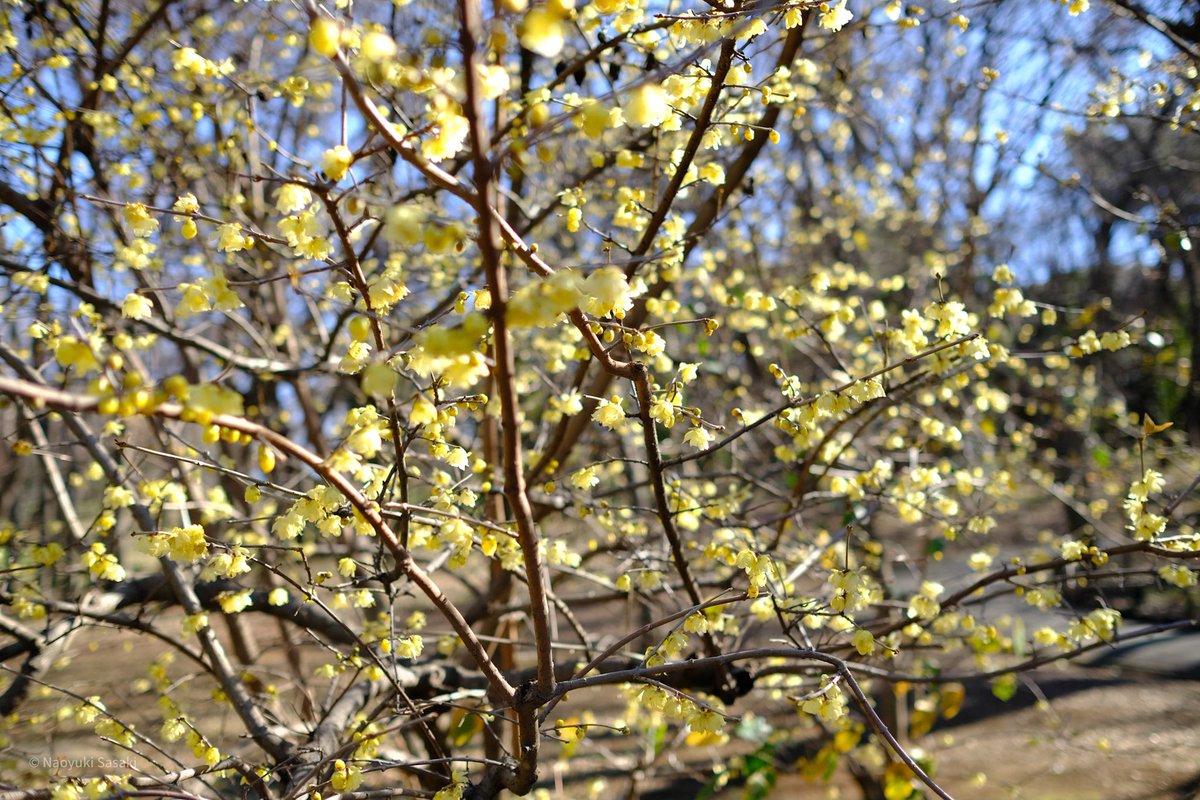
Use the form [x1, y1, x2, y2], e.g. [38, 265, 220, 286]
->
[0, 1, 1197, 799]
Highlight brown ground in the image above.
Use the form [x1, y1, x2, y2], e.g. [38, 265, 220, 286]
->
[4, 612, 1200, 799]
[589, 666, 1200, 800]
[925, 670, 1200, 800]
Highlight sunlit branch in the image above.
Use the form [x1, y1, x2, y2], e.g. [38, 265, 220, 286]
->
[664, 332, 981, 468]
[0, 373, 517, 707]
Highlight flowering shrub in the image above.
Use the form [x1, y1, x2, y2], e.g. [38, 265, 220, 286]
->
[0, 2, 1197, 799]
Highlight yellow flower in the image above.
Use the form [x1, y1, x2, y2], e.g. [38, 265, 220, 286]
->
[566, 206, 583, 231]
[575, 99, 612, 139]
[360, 31, 397, 63]
[1159, 565, 1197, 588]
[123, 203, 159, 237]
[433, 777, 466, 800]
[546, 540, 581, 567]
[169, 524, 210, 562]
[53, 335, 102, 373]
[309, 17, 341, 58]
[699, 162, 725, 185]
[1100, 330, 1131, 351]
[519, 8, 566, 57]
[187, 383, 244, 417]
[340, 340, 372, 374]
[907, 580, 943, 620]
[275, 183, 312, 215]
[508, 269, 584, 327]
[217, 589, 253, 614]
[475, 63, 510, 100]
[384, 204, 426, 246]
[421, 112, 469, 163]
[321, 145, 354, 182]
[420, 313, 488, 357]
[570, 465, 599, 490]
[122, 293, 153, 320]
[82, 543, 125, 581]
[177, 282, 212, 317]
[257, 445, 276, 473]
[362, 362, 397, 398]
[172, 193, 199, 213]
[410, 395, 438, 426]
[738, 18, 768, 41]
[32, 542, 65, 566]
[583, 266, 633, 318]
[443, 447, 469, 469]
[161, 717, 187, 743]
[967, 551, 993, 572]
[74, 697, 105, 726]
[819, 0, 854, 31]
[926, 300, 971, 339]
[799, 677, 848, 721]
[216, 222, 252, 253]
[683, 425, 713, 449]
[202, 548, 250, 581]
[851, 629, 876, 655]
[279, 212, 332, 259]
[626, 83, 670, 128]
[592, 396, 625, 430]
[331, 760, 363, 793]
[395, 634, 424, 659]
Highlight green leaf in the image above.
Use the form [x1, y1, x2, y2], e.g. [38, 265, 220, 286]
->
[991, 674, 1018, 702]
[743, 744, 775, 776]
[448, 710, 481, 747]
[652, 722, 669, 756]
[820, 746, 840, 781]
[746, 769, 779, 800]
[743, 745, 779, 800]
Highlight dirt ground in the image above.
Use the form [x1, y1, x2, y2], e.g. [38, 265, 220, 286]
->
[925, 669, 1200, 800]
[4, 613, 1200, 800]
[600, 665, 1200, 800]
